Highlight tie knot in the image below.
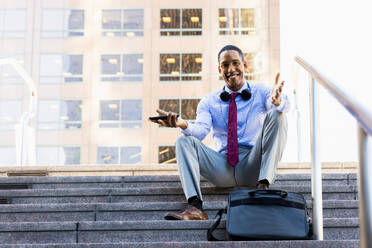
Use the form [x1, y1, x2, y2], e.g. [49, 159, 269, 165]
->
[230, 93, 239, 101]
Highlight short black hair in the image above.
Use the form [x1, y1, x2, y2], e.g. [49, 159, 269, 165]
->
[218, 45, 244, 63]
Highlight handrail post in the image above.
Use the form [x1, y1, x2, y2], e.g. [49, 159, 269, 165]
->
[358, 126, 372, 248]
[309, 77, 324, 240]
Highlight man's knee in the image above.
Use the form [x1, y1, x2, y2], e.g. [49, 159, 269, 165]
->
[266, 109, 287, 126]
[176, 135, 196, 148]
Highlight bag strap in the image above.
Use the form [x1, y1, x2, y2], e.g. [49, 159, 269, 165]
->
[207, 208, 226, 241]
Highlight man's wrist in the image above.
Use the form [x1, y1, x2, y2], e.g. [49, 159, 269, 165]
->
[179, 121, 188, 130]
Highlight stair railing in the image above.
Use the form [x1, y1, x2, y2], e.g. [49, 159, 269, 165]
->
[0, 58, 37, 166]
[295, 56, 372, 246]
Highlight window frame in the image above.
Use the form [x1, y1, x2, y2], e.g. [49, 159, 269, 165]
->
[101, 8, 144, 38]
[97, 145, 142, 164]
[218, 8, 257, 36]
[100, 53, 144, 83]
[36, 145, 81, 165]
[159, 52, 202, 82]
[158, 144, 177, 164]
[39, 53, 84, 84]
[99, 99, 143, 129]
[37, 99, 83, 130]
[160, 8, 203, 37]
[0, 8, 26, 39]
[41, 8, 85, 38]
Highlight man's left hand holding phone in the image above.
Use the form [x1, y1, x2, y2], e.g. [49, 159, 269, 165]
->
[149, 109, 188, 129]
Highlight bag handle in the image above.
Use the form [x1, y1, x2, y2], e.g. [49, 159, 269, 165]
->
[207, 208, 226, 241]
[248, 189, 288, 198]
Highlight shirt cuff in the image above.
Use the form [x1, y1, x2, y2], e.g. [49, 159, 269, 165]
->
[181, 121, 193, 136]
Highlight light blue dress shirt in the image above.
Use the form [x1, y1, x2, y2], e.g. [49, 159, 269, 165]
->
[181, 81, 290, 152]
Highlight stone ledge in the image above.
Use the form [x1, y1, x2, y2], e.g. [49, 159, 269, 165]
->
[0, 162, 358, 177]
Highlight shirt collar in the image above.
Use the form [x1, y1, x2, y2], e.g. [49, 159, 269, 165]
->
[225, 81, 248, 94]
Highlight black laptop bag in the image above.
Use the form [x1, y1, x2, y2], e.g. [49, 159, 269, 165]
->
[207, 189, 312, 241]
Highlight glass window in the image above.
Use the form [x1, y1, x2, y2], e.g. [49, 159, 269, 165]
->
[101, 54, 143, 82]
[160, 53, 202, 81]
[158, 146, 176, 164]
[160, 9, 202, 36]
[0, 147, 16, 165]
[181, 99, 200, 120]
[0, 54, 25, 84]
[99, 100, 142, 128]
[219, 8, 256, 35]
[120, 146, 141, 164]
[38, 100, 82, 130]
[159, 99, 200, 121]
[37, 146, 80, 165]
[40, 54, 83, 83]
[0, 100, 22, 130]
[244, 52, 263, 81]
[0, 9, 26, 38]
[97, 146, 141, 164]
[41, 9, 84, 37]
[102, 9, 144, 37]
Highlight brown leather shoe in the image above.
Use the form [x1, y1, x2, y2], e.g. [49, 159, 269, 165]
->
[164, 205, 208, 220]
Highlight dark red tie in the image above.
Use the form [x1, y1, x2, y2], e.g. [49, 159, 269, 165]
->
[227, 93, 239, 167]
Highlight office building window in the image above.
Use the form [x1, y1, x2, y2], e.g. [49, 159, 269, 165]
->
[160, 9, 202, 36]
[0, 55, 25, 84]
[41, 9, 84, 37]
[40, 54, 83, 83]
[97, 146, 141, 164]
[99, 99, 142, 128]
[0, 100, 22, 130]
[160, 53, 202, 81]
[0, 147, 16, 165]
[38, 100, 82, 130]
[102, 9, 144, 37]
[158, 146, 176, 164]
[101, 54, 143, 82]
[37, 146, 80, 165]
[219, 8, 255, 35]
[0, 9, 26, 38]
[159, 99, 200, 121]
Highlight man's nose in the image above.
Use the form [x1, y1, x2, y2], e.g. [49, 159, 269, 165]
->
[228, 63, 234, 72]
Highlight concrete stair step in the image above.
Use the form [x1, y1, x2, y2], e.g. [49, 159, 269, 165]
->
[0, 240, 361, 248]
[0, 174, 357, 189]
[0, 218, 359, 244]
[0, 185, 358, 204]
[0, 200, 359, 222]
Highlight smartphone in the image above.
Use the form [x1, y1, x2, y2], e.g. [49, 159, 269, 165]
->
[149, 114, 179, 121]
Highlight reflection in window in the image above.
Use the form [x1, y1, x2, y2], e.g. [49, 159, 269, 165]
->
[97, 146, 141, 164]
[42, 9, 84, 37]
[37, 146, 80, 165]
[160, 9, 202, 36]
[160, 53, 202, 81]
[0, 100, 22, 130]
[0, 55, 25, 83]
[101, 54, 143, 82]
[38, 100, 82, 130]
[40, 54, 83, 83]
[159, 146, 176, 164]
[219, 8, 255, 35]
[0, 9, 26, 38]
[99, 100, 142, 128]
[159, 99, 200, 120]
[0, 147, 16, 165]
[102, 9, 144, 37]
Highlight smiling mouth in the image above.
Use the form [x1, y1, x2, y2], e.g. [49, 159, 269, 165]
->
[226, 74, 239, 80]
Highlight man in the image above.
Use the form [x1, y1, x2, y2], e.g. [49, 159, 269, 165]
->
[150, 45, 290, 221]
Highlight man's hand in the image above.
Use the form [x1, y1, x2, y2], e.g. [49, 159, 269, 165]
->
[270, 73, 285, 106]
[149, 109, 188, 129]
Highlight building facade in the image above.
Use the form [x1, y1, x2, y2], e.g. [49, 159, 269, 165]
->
[0, 0, 280, 166]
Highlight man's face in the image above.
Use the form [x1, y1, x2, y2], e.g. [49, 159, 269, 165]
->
[218, 50, 247, 91]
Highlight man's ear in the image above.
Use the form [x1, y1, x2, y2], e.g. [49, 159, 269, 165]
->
[218, 64, 222, 74]
[243, 59, 248, 71]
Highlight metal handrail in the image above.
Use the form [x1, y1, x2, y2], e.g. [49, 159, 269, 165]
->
[295, 56, 372, 247]
[0, 58, 38, 166]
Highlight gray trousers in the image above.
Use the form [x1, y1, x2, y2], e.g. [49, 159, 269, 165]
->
[175, 109, 288, 201]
